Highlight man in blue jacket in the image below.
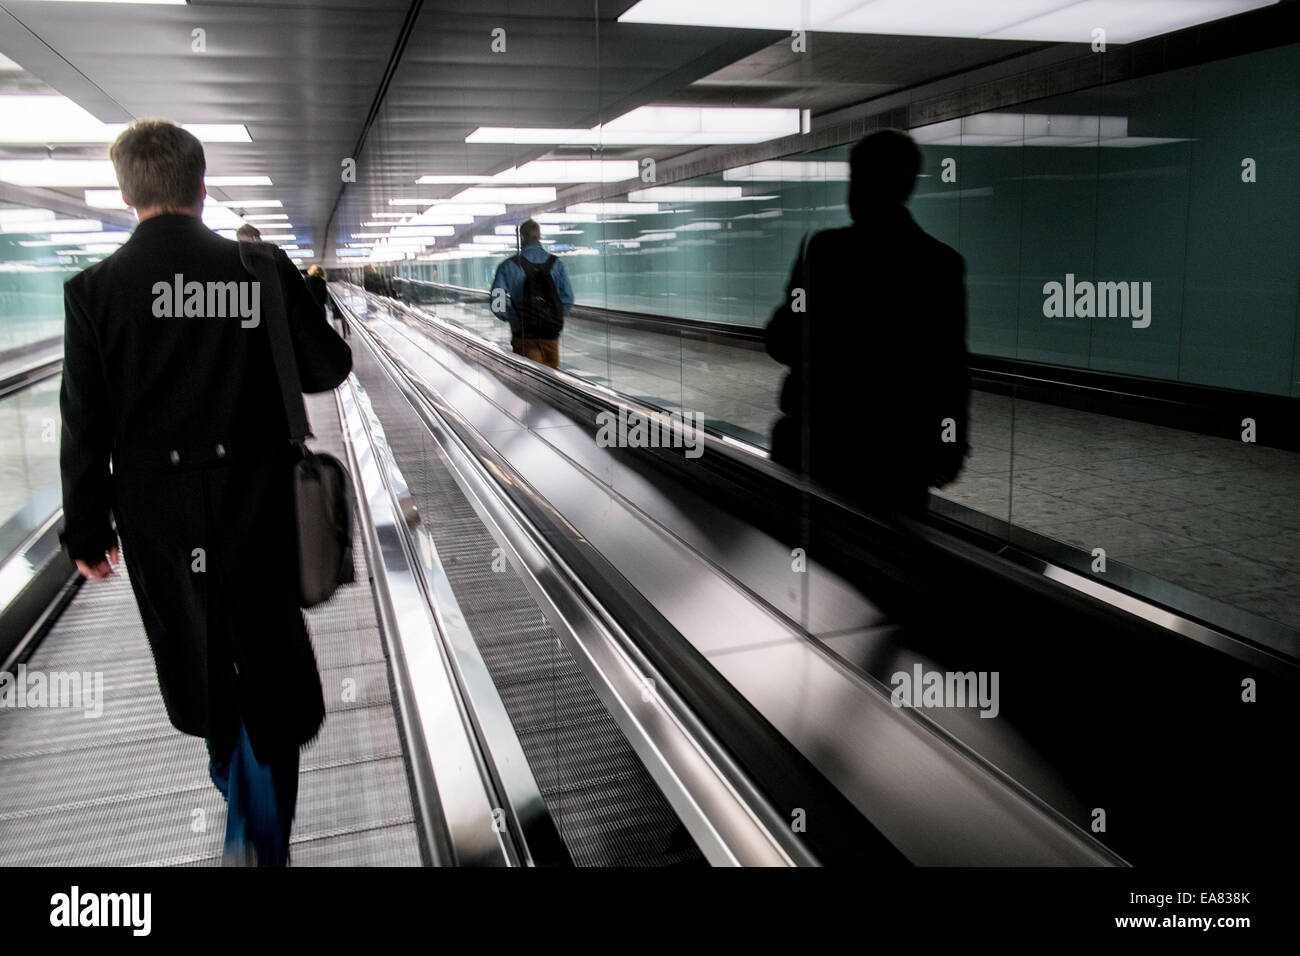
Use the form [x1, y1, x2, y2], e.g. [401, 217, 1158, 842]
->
[489, 219, 574, 368]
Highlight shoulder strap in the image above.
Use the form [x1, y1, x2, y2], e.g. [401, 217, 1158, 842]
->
[541, 254, 556, 274]
[238, 240, 312, 443]
[513, 253, 533, 272]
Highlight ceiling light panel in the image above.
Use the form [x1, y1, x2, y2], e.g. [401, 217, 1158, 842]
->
[617, 0, 1277, 43]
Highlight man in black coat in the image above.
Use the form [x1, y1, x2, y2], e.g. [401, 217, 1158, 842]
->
[765, 128, 970, 515]
[59, 120, 351, 865]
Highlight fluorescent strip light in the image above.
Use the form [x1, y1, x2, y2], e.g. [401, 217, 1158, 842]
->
[0, 96, 250, 144]
[0, 208, 55, 225]
[617, 0, 1276, 43]
[29, 1, 185, 5]
[0, 160, 117, 187]
[51, 230, 130, 244]
[83, 189, 128, 209]
[409, 212, 475, 226]
[467, 105, 800, 147]
[533, 212, 599, 224]
[567, 202, 660, 215]
[447, 186, 556, 205]
[0, 161, 265, 189]
[421, 203, 507, 216]
[627, 186, 743, 202]
[369, 212, 411, 218]
[258, 234, 296, 242]
[243, 214, 289, 221]
[723, 161, 851, 182]
[389, 225, 455, 237]
[414, 174, 495, 184]
[490, 161, 639, 184]
[909, 112, 1190, 147]
[1, 218, 103, 235]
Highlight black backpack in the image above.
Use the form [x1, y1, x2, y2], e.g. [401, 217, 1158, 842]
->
[513, 253, 564, 339]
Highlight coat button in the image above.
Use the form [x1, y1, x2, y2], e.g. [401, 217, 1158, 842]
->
[216, 444, 226, 458]
[169, 450, 180, 464]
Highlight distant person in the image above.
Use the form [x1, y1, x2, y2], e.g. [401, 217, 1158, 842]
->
[764, 128, 969, 515]
[307, 264, 347, 339]
[235, 223, 261, 242]
[59, 120, 351, 865]
[304, 263, 327, 309]
[362, 264, 393, 298]
[489, 218, 574, 369]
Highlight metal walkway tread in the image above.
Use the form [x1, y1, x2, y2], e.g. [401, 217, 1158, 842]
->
[0, 391, 421, 867]
[351, 336, 706, 867]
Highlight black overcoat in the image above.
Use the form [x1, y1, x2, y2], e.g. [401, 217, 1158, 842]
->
[764, 205, 970, 512]
[59, 213, 352, 762]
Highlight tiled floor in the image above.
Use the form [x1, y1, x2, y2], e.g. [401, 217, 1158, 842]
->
[936, 391, 1300, 632]
[406, 291, 1300, 635]
[0, 391, 422, 866]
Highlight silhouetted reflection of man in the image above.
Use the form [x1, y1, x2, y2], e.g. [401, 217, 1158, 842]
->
[765, 128, 970, 516]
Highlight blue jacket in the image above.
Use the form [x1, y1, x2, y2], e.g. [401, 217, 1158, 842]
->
[489, 243, 574, 336]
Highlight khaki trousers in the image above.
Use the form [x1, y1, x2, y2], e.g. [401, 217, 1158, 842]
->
[511, 336, 560, 369]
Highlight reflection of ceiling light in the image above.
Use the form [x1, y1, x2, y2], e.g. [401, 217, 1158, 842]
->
[414, 174, 494, 184]
[534, 212, 599, 224]
[408, 212, 475, 226]
[389, 225, 455, 237]
[628, 186, 744, 202]
[421, 203, 507, 217]
[724, 161, 850, 182]
[0, 207, 55, 225]
[494, 224, 582, 236]
[567, 202, 659, 214]
[446, 186, 556, 205]
[1, 218, 102, 235]
[467, 105, 800, 146]
[243, 214, 288, 221]
[489, 161, 639, 184]
[202, 205, 246, 230]
[213, 199, 282, 208]
[258, 234, 296, 242]
[84, 189, 128, 209]
[910, 113, 1190, 147]
[52, 230, 130, 243]
[28, 1, 185, 5]
[618, 0, 1277, 43]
